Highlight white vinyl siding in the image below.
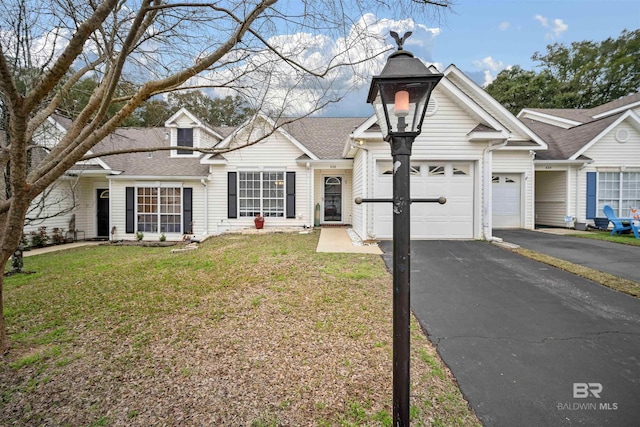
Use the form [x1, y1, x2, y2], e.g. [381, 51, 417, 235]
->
[208, 120, 311, 232]
[535, 171, 567, 227]
[23, 178, 78, 236]
[351, 149, 365, 237]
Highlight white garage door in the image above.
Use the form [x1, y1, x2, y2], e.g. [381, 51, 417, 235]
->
[373, 161, 474, 239]
[492, 174, 521, 228]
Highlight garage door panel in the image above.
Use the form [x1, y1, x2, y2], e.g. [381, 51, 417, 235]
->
[373, 161, 474, 239]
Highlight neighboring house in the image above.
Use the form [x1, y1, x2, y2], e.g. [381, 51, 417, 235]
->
[519, 92, 640, 227]
[25, 65, 553, 242]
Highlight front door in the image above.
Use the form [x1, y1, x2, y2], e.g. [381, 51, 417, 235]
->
[96, 189, 110, 237]
[323, 176, 342, 222]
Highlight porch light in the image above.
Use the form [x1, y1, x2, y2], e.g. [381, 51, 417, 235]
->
[366, 31, 443, 427]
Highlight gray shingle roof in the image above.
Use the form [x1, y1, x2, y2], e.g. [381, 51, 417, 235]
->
[524, 92, 639, 161]
[278, 117, 368, 159]
[524, 113, 621, 160]
[92, 127, 209, 177]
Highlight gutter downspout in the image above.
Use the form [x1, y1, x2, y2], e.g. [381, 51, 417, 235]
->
[201, 178, 208, 237]
[482, 139, 508, 241]
[306, 162, 312, 228]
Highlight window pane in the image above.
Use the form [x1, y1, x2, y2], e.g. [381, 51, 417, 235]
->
[238, 171, 284, 217]
[177, 128, 194, 155]
[137, 187, 181, 233]
[596, 172, 640, 217]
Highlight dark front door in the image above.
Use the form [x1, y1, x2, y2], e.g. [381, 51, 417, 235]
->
[97, 189, 110, 237]
[323, 176, 342, 222]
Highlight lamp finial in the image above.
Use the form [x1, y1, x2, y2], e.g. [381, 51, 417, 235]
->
[390, 31, 412, 51]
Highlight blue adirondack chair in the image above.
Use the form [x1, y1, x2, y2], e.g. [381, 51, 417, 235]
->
[603, 205, 632, 236]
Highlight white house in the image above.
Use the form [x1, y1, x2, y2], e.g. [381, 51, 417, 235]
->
[25, 65, 560, 242]
[519, 92, 640, 227]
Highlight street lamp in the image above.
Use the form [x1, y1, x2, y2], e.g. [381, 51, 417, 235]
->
[367, 31, 442, 426]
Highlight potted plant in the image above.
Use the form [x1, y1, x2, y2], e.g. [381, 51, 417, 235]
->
[254, 213, 264, 229]
[136, 231, 144, 241]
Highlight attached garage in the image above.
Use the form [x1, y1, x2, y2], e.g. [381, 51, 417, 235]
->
[373, 161, 475, 239]
[492, 174, 522, 228]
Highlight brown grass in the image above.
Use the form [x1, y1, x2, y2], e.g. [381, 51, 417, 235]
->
[1, 232, 480, 426]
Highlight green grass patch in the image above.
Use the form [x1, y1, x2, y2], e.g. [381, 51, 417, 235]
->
[570, 230, 640, 246]
[1, 233, 480, 426]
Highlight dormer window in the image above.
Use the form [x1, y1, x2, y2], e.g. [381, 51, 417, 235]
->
[177, 128, 194, 155]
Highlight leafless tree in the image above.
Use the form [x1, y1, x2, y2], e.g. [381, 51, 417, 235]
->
[0, 0, 451, 353]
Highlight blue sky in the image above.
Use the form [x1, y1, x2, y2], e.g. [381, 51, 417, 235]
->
[319, 0, 639, 116]
[432, 0, 639, 85]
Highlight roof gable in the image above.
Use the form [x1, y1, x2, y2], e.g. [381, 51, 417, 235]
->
[443, 65, 547, 149]
[202, 113, 319, 163]
[571, 110, 640, 160]
[165, 107, 224, 140]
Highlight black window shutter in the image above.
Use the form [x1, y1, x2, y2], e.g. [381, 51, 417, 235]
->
[183, 188, 193, 233]
[286, 171, 296, 218]
[228, 172, 238, 218]
[126, 187, 135, 233]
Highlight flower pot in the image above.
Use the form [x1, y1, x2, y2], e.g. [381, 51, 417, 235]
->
[254, 216, 264, 229]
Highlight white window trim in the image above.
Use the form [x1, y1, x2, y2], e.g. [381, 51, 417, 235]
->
[135, 185, 184, 234]
[237, 171, 286, 218]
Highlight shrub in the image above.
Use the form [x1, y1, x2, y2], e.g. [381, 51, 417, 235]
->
[52, 228, 66, 244]
[30, 227, 50, 247]
[136, 231, 144, 241]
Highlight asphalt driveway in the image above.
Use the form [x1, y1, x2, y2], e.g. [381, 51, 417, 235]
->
[379, 239, 640, 427]
[493, 229, 640, 284]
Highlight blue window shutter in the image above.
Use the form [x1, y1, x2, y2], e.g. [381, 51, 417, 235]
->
[286, 172, 296, 218]
[586, 172, 597, 219]
[126, 187, 135, 233]
[183, 188, 193, 233]
[228, 172, 237, 218]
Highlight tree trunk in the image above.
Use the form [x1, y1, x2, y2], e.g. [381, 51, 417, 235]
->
[0, 204, 30, 353]
[0, 264, 7, 354]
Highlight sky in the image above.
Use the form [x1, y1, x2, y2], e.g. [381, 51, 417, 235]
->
[432, 0, 639, 85]
[320, 0, 640, 116]
[9, 0, 639, 118]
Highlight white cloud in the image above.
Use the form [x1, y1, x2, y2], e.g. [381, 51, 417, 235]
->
[499, 21, 510, 31]
[202, 14, 442, 117]
[534, 14, 568, 39]
[473, 56, 503, 71]
[551, 18, 568, 37]
[534, 15, 548, 27]
[472, 56, 505, 87]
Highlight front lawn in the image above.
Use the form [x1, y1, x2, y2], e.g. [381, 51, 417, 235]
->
[571, 230, 640, 246]
[1, 233, 480, 426]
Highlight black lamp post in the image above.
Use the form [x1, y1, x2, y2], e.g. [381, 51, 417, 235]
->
[367, 32, 442, 426]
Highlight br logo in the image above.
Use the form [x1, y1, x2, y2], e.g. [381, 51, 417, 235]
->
[573, 383, 602, 398]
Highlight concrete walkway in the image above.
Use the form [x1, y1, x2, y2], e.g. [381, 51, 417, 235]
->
[23, 241, 101, 257]
[21, 228, 382, 256]
[316, 227, 382, 254]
